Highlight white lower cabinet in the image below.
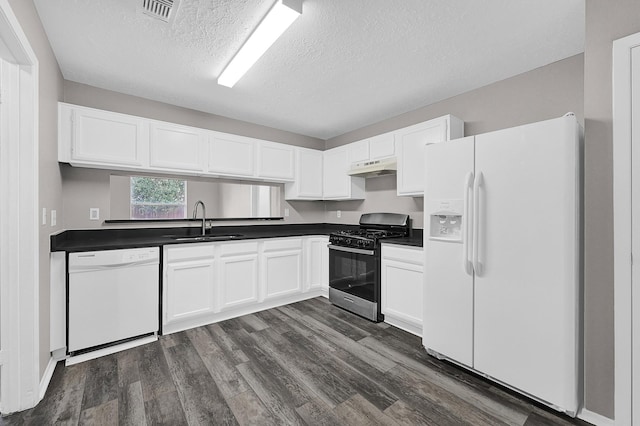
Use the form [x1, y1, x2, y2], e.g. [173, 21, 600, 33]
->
[262, 238, 303, 301]
[381, 244, 424, 336]
[219, 242, 259, 311]
[304, 237, 329, 295]
[164, 243, 216, 326]
[162, 236, 326, 334]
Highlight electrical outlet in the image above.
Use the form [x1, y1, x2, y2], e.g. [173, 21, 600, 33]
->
[51, 210, 57, 227]
[337, 210, 341, 218]
[42, 207, 47, 225]
[284, 208, 290, 217]
[89, 208, 100, 221]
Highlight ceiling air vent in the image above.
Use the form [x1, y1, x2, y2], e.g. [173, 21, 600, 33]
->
[141, 0, 176, 22]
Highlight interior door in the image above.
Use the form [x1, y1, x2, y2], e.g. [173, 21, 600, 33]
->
[631, 44, 640, 423]
[473, 117, 579, 412]
[423, 136, 475, 367]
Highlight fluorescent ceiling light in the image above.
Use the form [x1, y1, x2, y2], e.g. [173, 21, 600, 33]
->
[218, 0, 302, 88]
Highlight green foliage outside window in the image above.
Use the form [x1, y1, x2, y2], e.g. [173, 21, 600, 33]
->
[130, 176, 186, 219]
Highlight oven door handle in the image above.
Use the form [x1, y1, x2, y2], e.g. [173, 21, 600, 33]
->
[327, 244, 375, 256]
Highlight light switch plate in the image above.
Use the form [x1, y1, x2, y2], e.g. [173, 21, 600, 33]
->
[284, 208, 290, 217]
[51, 210, 57, 227]
[42, 207, 47, 225]
[337, 210, 341, 218]
[89, 208, 100, 220]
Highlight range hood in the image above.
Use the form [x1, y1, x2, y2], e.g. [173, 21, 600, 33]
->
[348, 157, 397, 178]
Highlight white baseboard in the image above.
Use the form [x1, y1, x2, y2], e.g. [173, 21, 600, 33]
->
[65, 335, 157, 366]
[162, 291, 324, 335]
[577, 408, 614, 426]
[38, 357, 58, 400]
[383, 315, 422, 337]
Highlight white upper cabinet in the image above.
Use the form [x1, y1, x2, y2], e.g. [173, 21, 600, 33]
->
[59, 103, 300, 184]
[349, 140, 370, 164]
[396, 115, 464, 197]
[256, 141, 294, 181]
[348, 132, 395, 165]
[149, 121, 207, 173]
[285, 147, 323, 200]
[59, 103, 147, 169]
[368, 132, 396, 160]
[207, 135, 295, 181]
[59, 103, 462, 194]
[207, 132, 256, 177]
[323, 145, 365, 200]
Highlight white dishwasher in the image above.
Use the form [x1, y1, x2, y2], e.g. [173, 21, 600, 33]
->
[68, 247, 159, 354]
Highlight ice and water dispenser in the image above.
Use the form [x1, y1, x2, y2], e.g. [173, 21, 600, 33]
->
[428, 199, 463, 242]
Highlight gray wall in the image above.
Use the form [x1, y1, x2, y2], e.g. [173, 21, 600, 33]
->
[325, 54, 584, 229]
[8, 0, 65, 379]
[61, 166, 326, 228]
[13, 0, 630, 416]
[583, 0, 640, 418]
[110, 175, 280, 220]
[326, 54, 584, 149]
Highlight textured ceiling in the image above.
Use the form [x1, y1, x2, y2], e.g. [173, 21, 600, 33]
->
[33, 0, 585, 139]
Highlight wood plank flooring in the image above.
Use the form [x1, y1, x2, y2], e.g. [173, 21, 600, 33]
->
[1, 297, 591, 425]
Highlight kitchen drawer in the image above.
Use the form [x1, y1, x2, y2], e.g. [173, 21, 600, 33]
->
[382, 244, 423, 265]
[262, 237, 303, 252]
[219, 241, 259, 257]
[166, 243, 215, 262]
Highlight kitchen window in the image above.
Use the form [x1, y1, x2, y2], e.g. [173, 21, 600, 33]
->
[130, 176, 187, 219]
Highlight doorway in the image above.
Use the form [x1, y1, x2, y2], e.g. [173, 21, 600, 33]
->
[613, 31, 640, 426]
[0, 0, 40, 414]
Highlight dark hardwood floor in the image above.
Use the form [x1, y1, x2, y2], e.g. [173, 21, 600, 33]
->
[1, 297, 591, 425]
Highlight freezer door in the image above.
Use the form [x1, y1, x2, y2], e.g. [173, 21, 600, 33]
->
[473, 116, 580, 413]
[423, 136, 475, 367]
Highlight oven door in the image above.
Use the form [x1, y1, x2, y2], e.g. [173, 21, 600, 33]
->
[328, 244, 378, 302]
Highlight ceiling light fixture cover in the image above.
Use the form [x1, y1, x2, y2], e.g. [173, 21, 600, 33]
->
[218, 0, 302, 88]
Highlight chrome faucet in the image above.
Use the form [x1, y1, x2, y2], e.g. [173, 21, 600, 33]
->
[192, 200, 206, 236]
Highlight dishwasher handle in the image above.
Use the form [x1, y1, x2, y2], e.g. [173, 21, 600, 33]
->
[68, 248, 160, 272]
[68, 260, 158, 272]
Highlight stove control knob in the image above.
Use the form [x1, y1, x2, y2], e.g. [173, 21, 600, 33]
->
[345, 238, 352, 245]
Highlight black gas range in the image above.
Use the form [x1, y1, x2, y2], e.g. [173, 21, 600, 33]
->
[328, 213, 411, 322]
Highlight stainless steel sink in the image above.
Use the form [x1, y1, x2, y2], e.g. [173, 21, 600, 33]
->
[171, 234, 243, 242]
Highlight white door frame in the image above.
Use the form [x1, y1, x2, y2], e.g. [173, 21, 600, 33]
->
[613, 31, 640, 426]
[0, 0, 40, 414]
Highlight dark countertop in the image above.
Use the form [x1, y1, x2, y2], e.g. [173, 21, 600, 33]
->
[383, 232, 423, 248]
[50, 223, 334, 252]
[51, 223, 424, 252]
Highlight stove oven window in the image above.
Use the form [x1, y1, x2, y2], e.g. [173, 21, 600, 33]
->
[329, 249, 377, 302]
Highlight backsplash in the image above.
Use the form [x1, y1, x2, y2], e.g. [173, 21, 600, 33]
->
[323, 175, 424, 228]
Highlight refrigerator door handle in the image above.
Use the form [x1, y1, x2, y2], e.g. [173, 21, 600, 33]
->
[463, 171, 474, 275]
[472, 171, 483, 275]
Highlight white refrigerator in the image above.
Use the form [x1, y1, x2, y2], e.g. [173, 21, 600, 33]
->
[423, 115, 581, 415]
